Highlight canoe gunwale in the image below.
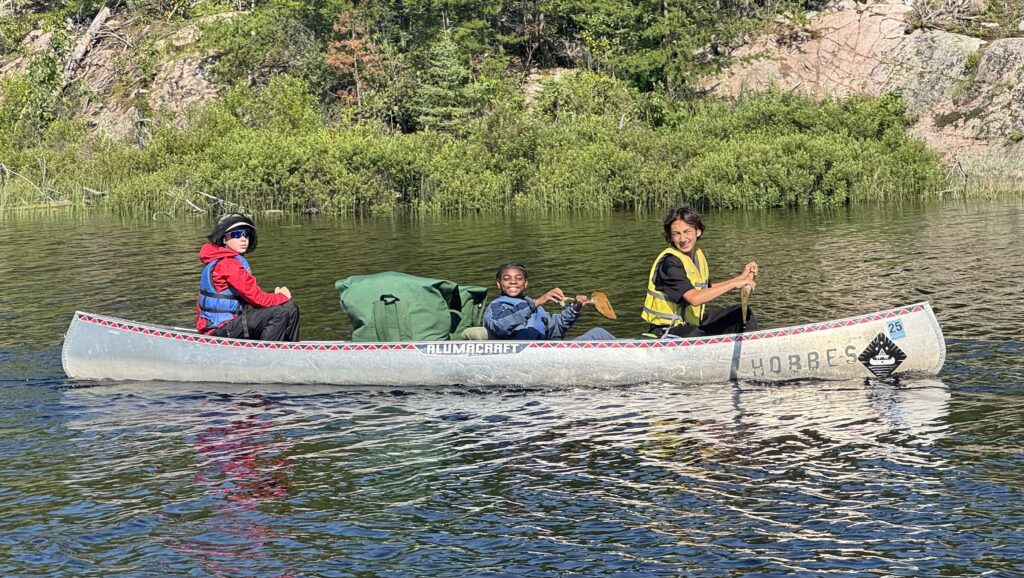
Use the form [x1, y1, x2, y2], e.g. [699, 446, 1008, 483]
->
[67, 303, 934, 351]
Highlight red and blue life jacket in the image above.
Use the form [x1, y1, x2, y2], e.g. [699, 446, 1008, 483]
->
[198, 255, 251, 328]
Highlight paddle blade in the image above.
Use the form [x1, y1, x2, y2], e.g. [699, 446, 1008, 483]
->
[740, 285, 752, 326]
[591, 291, 617, 320]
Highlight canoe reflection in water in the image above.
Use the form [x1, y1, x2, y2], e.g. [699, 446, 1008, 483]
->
[639, 379, 951, 467]
[58, 377, 952, 576]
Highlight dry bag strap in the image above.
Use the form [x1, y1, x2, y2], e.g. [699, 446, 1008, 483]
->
[373, 294, 412, 341]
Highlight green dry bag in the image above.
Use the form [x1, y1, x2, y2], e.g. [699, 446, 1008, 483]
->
[453, 284, 489, 337]
[335, 272, 488, 342]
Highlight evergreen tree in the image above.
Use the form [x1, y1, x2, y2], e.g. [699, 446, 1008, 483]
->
[409, 30, 473, 132]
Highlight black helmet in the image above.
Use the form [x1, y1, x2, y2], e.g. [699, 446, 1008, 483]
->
[208, 213, 258, 253]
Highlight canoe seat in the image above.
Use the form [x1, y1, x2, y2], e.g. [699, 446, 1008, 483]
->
[460, 326, 490, 340]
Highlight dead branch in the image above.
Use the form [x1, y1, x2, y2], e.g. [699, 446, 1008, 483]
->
[951, 156, 969, 185]
[63, 6, 112, 84]
[0, 163, 59, 202]
[182, 196, 204, 213]
[161, 189, 205, 213]
[95, 28, 133, 48]
[197, 190, 242, 209]
[912, 0, 983, 29]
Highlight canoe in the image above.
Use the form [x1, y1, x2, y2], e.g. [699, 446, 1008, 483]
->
[61, 302, 945, 386]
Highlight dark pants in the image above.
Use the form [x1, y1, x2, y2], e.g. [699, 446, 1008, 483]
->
[210, 301, 300, 342]
[661, 305, 757, 338]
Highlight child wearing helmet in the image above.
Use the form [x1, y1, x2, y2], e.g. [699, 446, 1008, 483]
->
[196, 213, 300, 341]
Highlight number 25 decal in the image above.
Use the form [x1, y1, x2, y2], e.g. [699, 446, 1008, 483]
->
[887, 319, 906, 340]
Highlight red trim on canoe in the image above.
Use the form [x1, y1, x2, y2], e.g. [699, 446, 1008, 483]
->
[75, 305, 924, 352]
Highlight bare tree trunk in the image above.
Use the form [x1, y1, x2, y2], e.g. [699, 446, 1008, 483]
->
[352, 25, 362, 108]
[663, 0, 674, 96]
[63, 6, 112, 84]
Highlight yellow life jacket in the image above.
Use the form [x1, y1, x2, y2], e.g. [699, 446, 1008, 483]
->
[641, 247, 709, 327]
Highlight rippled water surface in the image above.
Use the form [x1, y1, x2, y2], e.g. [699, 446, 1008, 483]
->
[2, 200, 1023, 576]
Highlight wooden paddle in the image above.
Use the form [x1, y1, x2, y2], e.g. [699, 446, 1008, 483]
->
[590, 291, 617, 320]
[740, 269, 756, 329]
[741, 284, 752, 329]
[563, 291, 618, 319]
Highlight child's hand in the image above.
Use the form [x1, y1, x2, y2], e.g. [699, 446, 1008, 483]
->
[570, 294, 589, 312]
[730, 274, 755, 293]
[535, 288, 565, 307]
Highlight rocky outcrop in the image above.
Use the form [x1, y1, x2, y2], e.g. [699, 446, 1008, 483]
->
[141, 14, 244, 122]
[705, 0, 1022, 184]
[68, 12, 143, 141]
[146, 54, 221, 117]
[910, 37, 1024, 182]
[703, 1, 985, 112]
[952, 37, 1024, 141]
[886, 30, 984, 116]
[0, 29, 51, 77]
[1, 10, 227, 140]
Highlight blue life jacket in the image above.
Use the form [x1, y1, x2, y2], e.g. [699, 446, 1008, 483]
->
[198, 255, 250, 328]
[490, 295, 550, 339]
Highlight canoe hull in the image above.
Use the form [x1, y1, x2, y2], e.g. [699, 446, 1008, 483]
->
[62, 303, 945, 386]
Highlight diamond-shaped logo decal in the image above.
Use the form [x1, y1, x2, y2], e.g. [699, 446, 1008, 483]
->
[858, 333, 907, 378]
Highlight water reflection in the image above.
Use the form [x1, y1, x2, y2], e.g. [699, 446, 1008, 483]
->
[191, 396, 292, 505]
[172, 395, 295, 576]
[640, 379, 951, 469]
[3, 201, 1024, 576]
[47, 379, 971, 576]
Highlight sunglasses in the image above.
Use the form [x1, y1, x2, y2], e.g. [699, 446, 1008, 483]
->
[227, 229, 252, 239]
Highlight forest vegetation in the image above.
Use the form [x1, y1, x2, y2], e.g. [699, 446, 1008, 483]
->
[0, 0, 956, 215]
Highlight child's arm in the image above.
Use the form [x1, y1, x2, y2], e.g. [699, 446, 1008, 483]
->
[546, 301, 582, 339]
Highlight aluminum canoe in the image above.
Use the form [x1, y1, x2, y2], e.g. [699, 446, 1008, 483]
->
[61, 302, 945, 386]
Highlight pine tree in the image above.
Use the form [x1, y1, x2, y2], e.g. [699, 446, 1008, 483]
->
[409, 29, 473, 132]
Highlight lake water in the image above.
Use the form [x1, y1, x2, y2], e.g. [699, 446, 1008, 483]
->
[2, 200, 1023, 576]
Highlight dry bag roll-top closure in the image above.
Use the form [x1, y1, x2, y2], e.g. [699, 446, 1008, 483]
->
[335, 272, 489, 342]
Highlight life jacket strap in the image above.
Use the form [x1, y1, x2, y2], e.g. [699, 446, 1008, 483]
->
[200, 289, 239, 301]
[201, 305, 240, 314]
[643, 305, 683, 323]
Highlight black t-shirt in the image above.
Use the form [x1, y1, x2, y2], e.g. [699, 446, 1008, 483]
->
[653, 254, 710, 305]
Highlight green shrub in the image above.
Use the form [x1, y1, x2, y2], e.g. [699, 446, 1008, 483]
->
[199, 9, 326, 88]
[1, 76, 949, 216]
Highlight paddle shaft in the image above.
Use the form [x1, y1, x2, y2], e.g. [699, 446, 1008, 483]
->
[740, 271, 756, 329]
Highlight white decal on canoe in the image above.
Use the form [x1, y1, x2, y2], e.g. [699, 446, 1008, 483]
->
[416, 343, 528, 356]
[887, 318, 907, 340]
